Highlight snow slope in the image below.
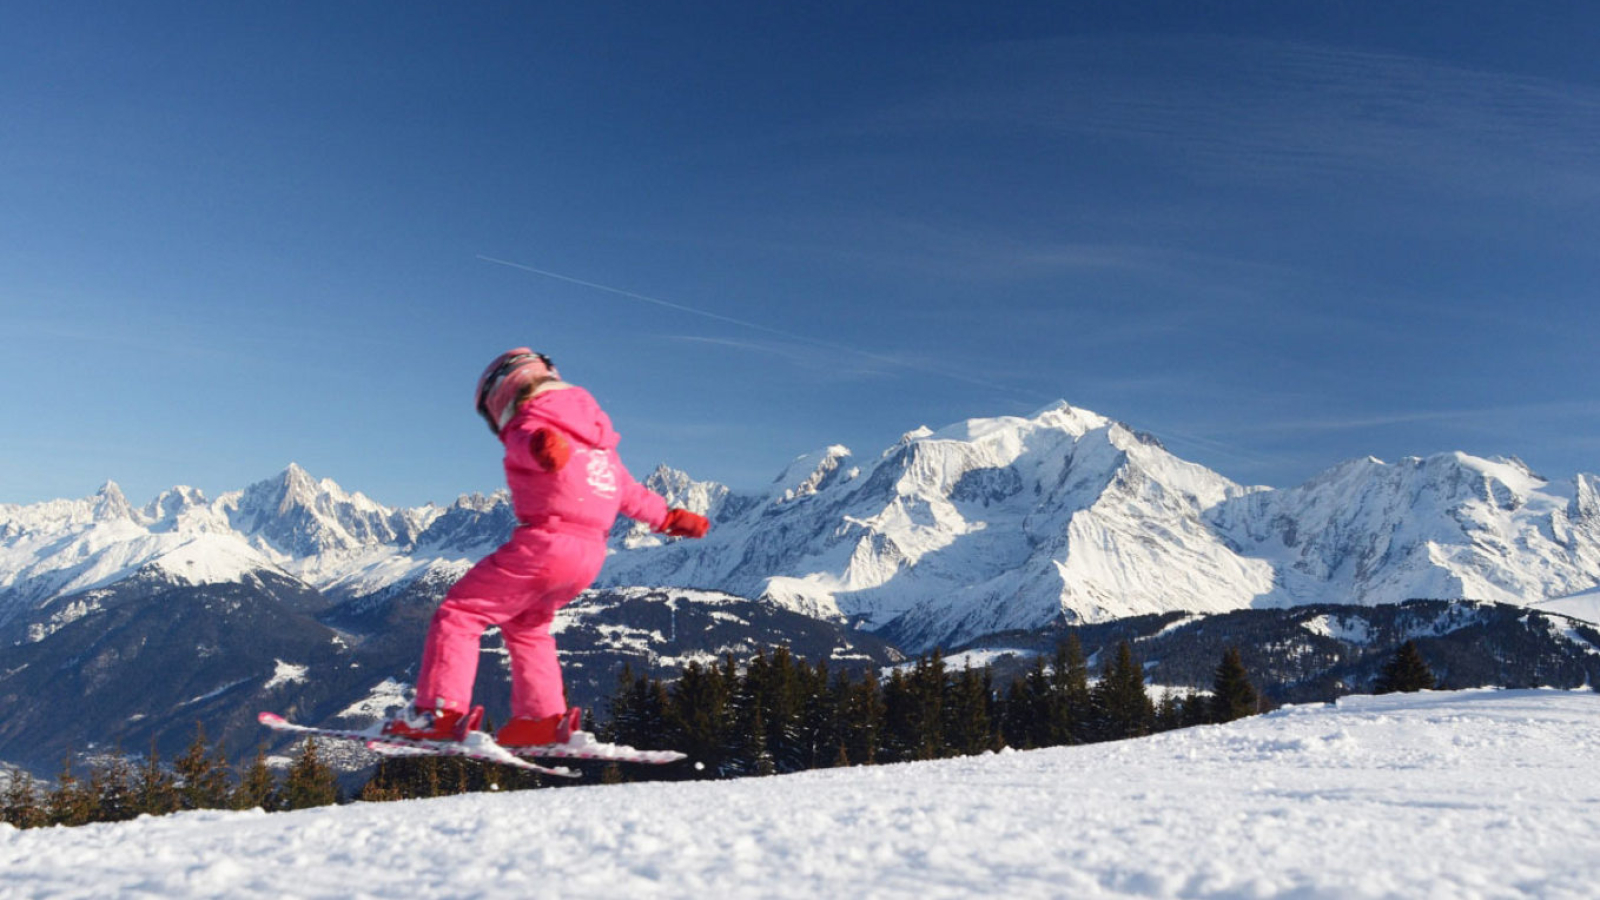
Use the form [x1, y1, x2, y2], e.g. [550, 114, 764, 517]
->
[1533, 585, 1600, 626]
[4, 689, 1598, 899]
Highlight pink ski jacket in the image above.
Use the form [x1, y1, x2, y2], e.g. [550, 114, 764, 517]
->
[499, 384, 668, 536]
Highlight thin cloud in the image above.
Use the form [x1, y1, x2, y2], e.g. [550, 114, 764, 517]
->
[666, 334, 902, 381]
[481, 255, 1049, 403]
[882, 35, 1600, 202]
[1218, 399, 1600, 437]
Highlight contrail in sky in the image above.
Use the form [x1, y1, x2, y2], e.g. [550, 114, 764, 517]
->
[477, 254, 1045, 400]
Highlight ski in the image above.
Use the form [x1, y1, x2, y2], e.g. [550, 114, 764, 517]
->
[507, 732, 686, 765]
[257, 712, 579, 778]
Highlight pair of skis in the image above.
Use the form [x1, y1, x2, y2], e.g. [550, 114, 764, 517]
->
[258, 712, 684, 779]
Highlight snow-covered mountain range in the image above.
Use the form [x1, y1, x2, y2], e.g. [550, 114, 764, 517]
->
[605, 401, 1600, 648]
[3, 400, 1597, 651]
[0, 465, 511, 642]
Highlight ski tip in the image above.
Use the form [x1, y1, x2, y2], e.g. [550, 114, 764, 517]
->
[258, 711, 286, 726]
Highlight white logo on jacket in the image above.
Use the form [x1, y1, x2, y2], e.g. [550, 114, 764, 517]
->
[585, 450, 619, 498]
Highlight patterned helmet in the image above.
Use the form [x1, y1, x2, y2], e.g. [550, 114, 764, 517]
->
[474, 348, 558, 434]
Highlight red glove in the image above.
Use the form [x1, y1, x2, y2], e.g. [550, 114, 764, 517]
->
[529, 428, 572, 471]
[659, 508, 709, 539]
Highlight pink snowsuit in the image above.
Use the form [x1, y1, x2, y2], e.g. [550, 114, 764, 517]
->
[414, 385, 668, 720]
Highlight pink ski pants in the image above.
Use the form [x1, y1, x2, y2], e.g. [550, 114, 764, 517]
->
[414, 525, 607, 720]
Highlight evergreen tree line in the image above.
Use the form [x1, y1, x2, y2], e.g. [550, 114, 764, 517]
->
[600, 638, 1268, 781]
[2, 725, 339, 830]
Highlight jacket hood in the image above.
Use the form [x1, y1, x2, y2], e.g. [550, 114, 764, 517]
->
[507, 385, 619, 450]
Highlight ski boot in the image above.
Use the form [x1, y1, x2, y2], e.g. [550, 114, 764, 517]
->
[381, 701, 483, 741]
[496, 707, 583, 748]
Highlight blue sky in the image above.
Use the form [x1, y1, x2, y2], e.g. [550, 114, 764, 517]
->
[2, 2, 1597, 508]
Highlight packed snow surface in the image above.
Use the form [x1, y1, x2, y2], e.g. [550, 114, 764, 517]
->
[4, 689, 1599, 899]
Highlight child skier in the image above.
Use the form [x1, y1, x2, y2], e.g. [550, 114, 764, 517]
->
[384, 348, 709, 747]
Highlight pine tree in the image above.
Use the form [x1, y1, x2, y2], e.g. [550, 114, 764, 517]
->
[356, 773, 406, 803]
[1155, 692, 1184, 732]
[666, 661, 733, 776]
[880, 653, 950, 762]
[91, 756, 138, 823]
[174, 724, 233, 811]
[281, 738, 340, 810]
[910, 652, 948, 760]
[1092, 641, 1155, 741]
[233, 748, 280, 811]
[3, 771, 49, 829]
[1211, 648, 1260, 723]
[999, 673, 1035, 750]
[729, 650, 777, 776]
[760, 646, 805, 773]
[602, 666, 671, 752]
[943, 664, 996, 756]
[880, 668, 917, 762]
[797, 658, 837, 770]
[1034, 654, 1072, 746]
[747, 705, 776, 777]
[46, 758, 100, 827]
[838, 668, 883, 766]
[422, 755, 443, 798]
[133, 743, 180, 817]
[1180, 691, 1213, 728]
[1376, 641, 1437, 693]
[1055, 634, 1094, 745]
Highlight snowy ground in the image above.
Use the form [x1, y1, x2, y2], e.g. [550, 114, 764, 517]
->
[4, 689, 1599, 899]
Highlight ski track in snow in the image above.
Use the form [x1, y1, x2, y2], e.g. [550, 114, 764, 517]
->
[3, 689, 1599, 899]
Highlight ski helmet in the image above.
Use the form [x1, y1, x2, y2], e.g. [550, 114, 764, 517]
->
[474, 348, 558, 434]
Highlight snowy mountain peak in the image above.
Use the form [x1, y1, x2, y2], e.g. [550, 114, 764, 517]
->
[221, 464, 416, 560]
[917, 401, 1106, 448]
[444, 490, 505, 514]
[140, 485, 211, 526]
[1438, 451, 1545, 489]
[280, 461, 319, 502]
[646, 464, 702, 498]
[1027, 399, 1115, 436]
[890, 427, 935, 453]
[1396, 452, 1547, 513]
[771, 446, 854, 504]
[1302, 452, 1544, 512]
[92, 480, 135, 521]
[642, 467, 733, 516]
